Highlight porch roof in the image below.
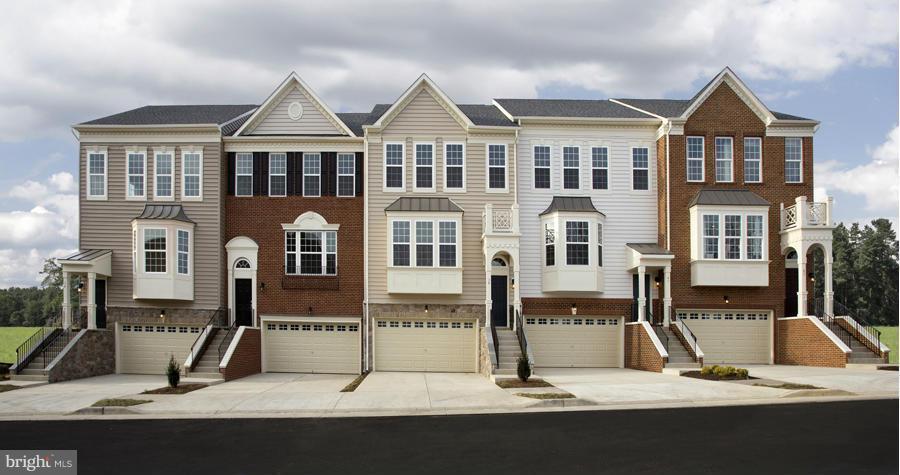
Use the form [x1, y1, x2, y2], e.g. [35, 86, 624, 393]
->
[385, 197, 463, 213]
[539, 196, 604, 216]
[626, 243, 673, 256]
[58, 249, 112, 276]
[134, 204, 194, 223]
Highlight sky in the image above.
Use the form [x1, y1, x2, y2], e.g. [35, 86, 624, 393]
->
[0, 0, 898, 288]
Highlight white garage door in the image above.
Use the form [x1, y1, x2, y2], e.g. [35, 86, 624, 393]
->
[117, 323, 202, 374]
[676, 310, 772, 364]
[524, 316, 623, 368]
[263, 320, 360, 374]
[374, 319, 477, 372]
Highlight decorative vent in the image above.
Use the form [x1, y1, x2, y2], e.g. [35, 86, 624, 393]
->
[288, 101, 304, 121]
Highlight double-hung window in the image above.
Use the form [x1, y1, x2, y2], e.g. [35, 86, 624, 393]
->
[715, 137, 733, 182]
[632, 147, 649, 190]
[269, 153, 287, 197]
[597, 223, 604, 267]
[724, 215, 742, 259]
[144, 228, 167, 273]
[785, 137, 802, 183]
[444, 143, 465, 190]
[533, 145, 551, 189]
[235, 153, 253, 197]
[87, 150, 107, 199]
[439, 221, 457, 266]
[487, 144, 507, 190]
[177, 230, 190, 275]
[545, 224, 556, 266]
[702, 215, 719, 259]
[565, 221, 589, 265]
[182, 150, 202, 199]
[743, 137, 762, 183]
[591, 147, 608, 190]
[686, 136, 705, 182]
[746, 215, 764, 260]
[127, 151, 146, 199]
[337, 153, 355, 197]
[285, 230, 336, 275]
[415, 221, 434, 267]
[414, 143, 434, 191]
[154, 151, 173, 199]
[384, 143, 404, 189]
[563, 146, 580, 189]
[303, 153, 321, 197]
[392, 221, 410, 266]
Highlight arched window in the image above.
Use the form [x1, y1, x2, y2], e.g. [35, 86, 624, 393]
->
[492, 257, 507, 267]
[235, 259, 251, 269]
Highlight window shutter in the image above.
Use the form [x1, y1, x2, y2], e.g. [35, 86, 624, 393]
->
[257, 152, 269, 196]
[323, 152, 337, 196]
[355, 152, 364, 196]
[286, 152, 295, 195]
[295, 152, 304, 196]
[252, 152, 261, 195]
[227, 152, 236, 195]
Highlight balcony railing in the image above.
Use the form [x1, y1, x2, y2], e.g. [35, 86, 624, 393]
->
[781, 196, 833, 231]
[483, 204, 519, 235]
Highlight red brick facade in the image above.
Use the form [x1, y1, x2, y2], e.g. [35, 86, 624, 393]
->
[775, 317, 847, 367]
[522, 297, 632, 316]
[624, 323, 665, 372]
[222, 328, 262, 380]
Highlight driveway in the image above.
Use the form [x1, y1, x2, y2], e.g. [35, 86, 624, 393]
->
[0, 375, 179, 415]
[744, 365, 899, 396]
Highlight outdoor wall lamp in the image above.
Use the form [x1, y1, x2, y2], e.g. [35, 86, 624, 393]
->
[723, 295, 730, 304]
[510, 278, 516, 290]
[808, 273, 815, 282]
[307, 306, 313, 316]
[259, 281, 266, 290]
[654, 276, 661, 287]
[571, 303, 577, 315]
[424, 305, 429, 314]
[77, 282, 84, 293]
[159, 309, 166, 320]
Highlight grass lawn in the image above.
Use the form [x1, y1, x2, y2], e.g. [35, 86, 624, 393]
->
[874, 326, 898, 364]
[0, 327, 41, 365]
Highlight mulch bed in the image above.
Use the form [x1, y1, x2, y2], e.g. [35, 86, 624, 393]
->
[496, 379, 553, 389]
[682, 371, 757, 381]
[141, 383, 207, 395]
[340, 372, 370, 392]
[877, 366, 898, 371]
[0, 384, 23, 393]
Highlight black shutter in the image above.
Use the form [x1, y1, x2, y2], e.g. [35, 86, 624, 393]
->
[286, 152, 295, 195]
[355, 152, 364, 196]
[325, 152, 337, 196]
[252, 152, 261, 195]
[227, 152, 236, 195]
[295, 152, 304, 196]
[258, 152, 269, 196]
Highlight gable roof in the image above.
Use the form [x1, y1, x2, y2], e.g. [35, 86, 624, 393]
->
[80, 105, 258, 127]
[688, 189, 770, 207]
[369, 74, 475, 130]
[539, 196, 604, 216]
[494, 99, 656, 120]
[233, 72, 356, 137]
[385, 197, 464, 213]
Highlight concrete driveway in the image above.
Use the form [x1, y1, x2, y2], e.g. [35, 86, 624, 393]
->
[0, 375, 179, 416]
[744, 365, 899, 396]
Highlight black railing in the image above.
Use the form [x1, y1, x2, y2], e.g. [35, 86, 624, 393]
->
[814, 297, 882, 355]
[14, 310, 63, 369]
[678, 317, 700, 360]
[648, 308, 668, 352]
[490, 316, 500, 364]
[514, 309, 533, 368]
[37, 329, 77, 369]
[217, 309, 247, 365]
[188, 307, 227, 371]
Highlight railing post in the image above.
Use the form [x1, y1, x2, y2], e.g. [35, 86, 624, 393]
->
[826, 196, 834, 227]
[61, 271, 72, 330]
[779, 202, 785, 230]
[484, 204, 494, 235]
[795, 196, 808, 228]
[637, 266, 646, 322]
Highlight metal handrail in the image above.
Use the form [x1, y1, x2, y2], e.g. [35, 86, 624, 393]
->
[188, 308, 226, 370]
[14, 309, 63, 369]
[816, 298, 883, 355]
[490, 316, 500, 364]
[217, 308, 249, 365]
[39, 329, 76, 369]
[514, 309, 534, 367]
[677, 319, 700, 359]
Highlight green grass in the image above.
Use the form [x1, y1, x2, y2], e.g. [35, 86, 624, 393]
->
[0, 327, 42, 364]
[874, 326, 898, 364]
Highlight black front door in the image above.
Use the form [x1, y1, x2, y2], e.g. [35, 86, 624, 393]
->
[631, 274, 652, 323]
[95, 280, 107, 329]
[235, 279, 253, 326]
[490, 275, 508, 327]
[785, 268, 798, 317]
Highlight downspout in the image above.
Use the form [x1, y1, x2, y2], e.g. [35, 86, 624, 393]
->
[665, 121, 671, 251]
[363, 133, 370, 372]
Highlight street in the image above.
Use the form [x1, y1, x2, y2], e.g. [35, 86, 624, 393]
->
[1, 399, 897, 474]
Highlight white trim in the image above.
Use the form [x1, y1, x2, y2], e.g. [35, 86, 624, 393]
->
[679, 67, 776, 125]
[835, 316, 891, 353]
[268, 152, 288, 197]
[485, 143, 509, 193]
[153, 148, 174, 201]
[176, 228, 191, 276]
[369, 74, 475, 130]
[628, 321, 669, 358]
[125, 148, 147, 200]
[779, 316, 851, 354]
[260, 315, 362, 323]
[443, 142, 466, 192]
[630, 146, 650, 191]
[562, 145, 581, 190]
[142, 227, 168, 274]
[672, 320, 705, 359]
[696, 209, 768, 262]
[714, 136, 734, 183]
[785, 137, 804, 183]
[85, 147, 108, 200]
[532, 144, 552, 190]
[743, 136, 763, 183]
[337, 152, 356, 197]
[412, 142, 436, 192]
[284, 229, 337, 276]
[590, 146, 609, 190]
[219, 326, 247, 369]
[235, 152, 253, 197]
[686, 136, 705, 182]
[383, 142, 406, 192]
[181, 147, 203, 201]
[302, 152, 322, 197]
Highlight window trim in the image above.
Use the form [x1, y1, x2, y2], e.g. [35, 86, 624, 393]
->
[443, 142, 466, 192]
[564, 220, 590, 266]
[723, 214, 742, 260]
[336, 152, 356, 197]
[785, 137, 803, 184]
[176, 229, 191, 275]
[438, 220, 458, 267]
[743, 137, 763, 184]
[715, 136, 734, 183]
[698, 211, 768, 262]
[383, 142, 406, 192]
[284, 230, 337, 276]
[390, 220, 411, 267]
[181, 148, 203, 200]
[235, 152, 254, 197]
[302, 152, 321, 198]
[413, 142, 436, 192]
[389, 217, 461, 268]
[630, 146, 650, 191]
[702, 214, 720, 260]
[533, 144, 551, 190]
[544, 223, 556, 267]
[153, 149, 174, 201]
[591, 146, 609, 190]
[125, 149, 147, 200]
[597, 222, 604, 267]
[486, 143, 508, 193]
[268, 152, 287, 197]
[562, 145, 580, 190]
[86, 148, 108, 200]
[143, 227, 167, 274]
[686, 136, 705, 182]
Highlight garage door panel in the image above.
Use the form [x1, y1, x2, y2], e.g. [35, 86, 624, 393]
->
[678, 311, 771, 364]
[374, 321, 476, 372]
[263, 321, 360, 374]
[525, 317, 622, 368]
[118, 324, 201, 374]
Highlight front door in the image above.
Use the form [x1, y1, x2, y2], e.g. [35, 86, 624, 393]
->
[235, 279, 253, 326]
[631, 274, 652, 323]
[491, 275, 508, 327]
[785, 268, 798, 317]
[95, 280, 107, 329]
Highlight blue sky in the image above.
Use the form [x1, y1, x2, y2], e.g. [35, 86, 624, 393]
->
[0, 0, 897, 287]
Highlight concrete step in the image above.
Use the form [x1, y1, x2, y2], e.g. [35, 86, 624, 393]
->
[187, 372, 223, 380]
[667, 356, 696, 364]
[492, 368, 518, 375]
[10, 373, 48, 381]
[849, 357, 885, 364]
[193, 364, 220, 372]
[18, 368, 47, 376]
[665, 363, 701, 369]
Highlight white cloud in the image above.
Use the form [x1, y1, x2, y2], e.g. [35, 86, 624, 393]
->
[0, 248, 75, 289]
[49, 172, 76, 193]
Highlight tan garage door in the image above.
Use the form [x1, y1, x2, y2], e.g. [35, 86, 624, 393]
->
[117, 323, 202, 374]
[676, 310, 772, 364]
[263, 320, 360, 374]
[374, 319, 477, 372]
[524, 316, 622, 368]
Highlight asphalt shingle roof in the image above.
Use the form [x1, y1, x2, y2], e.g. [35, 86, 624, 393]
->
[81, 105, 258, 127]
[688, 189, 770, 207]
[539, 196, 604, 216]
[613, 99, 692, 118]
[385, 197, 463, 213]
[457, 104, 516, 126]
[495, 99, 655, 119]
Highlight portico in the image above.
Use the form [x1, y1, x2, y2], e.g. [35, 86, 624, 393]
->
[57, 249, 113, 330]
[625, 243, 675, 326]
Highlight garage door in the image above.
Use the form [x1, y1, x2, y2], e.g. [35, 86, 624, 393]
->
[524, 316, 622, 368]
[676, 310, 772, 364]
[117, 323, 202, 374]
[263, 320, 360, 374]
[374, 319, 477, 372]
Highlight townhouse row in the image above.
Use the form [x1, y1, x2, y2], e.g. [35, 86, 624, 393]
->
[16, 67, 889, 384]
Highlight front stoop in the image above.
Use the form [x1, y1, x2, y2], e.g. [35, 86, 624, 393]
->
[830, 325, 887, 364]
[661, 327, 701, 370]
[493, 329, 524, 376]
[187, 329, 226, 381]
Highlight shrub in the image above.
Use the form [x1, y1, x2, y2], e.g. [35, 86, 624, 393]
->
[166, 355, 180, 388]
[701, 365, 717, 376]
[516, 356, 531, 382]
[736, 368, 749, 379]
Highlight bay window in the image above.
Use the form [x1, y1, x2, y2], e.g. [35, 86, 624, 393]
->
[565, 221, 589, 265]
[690, 205, 769, 286]
[391, 219, 460, 268]
[392, 221, 410, 266]
[544, 223, 555, 266]
[724, 215, 741, 259]
[746, 215, 764, 260]
[132, 217, 195, 300]
[177, 229, 190, 275]
[439, 221, 457, 266]
[415, 221, 434, 266]
[144, 228, 166, 273]
[597, 223, 604, 267]
[702, 215, 719, 259]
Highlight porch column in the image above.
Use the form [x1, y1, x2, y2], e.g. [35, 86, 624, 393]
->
[484, 260, 492, 329]
[824, 254, 834, 316]
[512, 268, 521, 331]
[637, 265, 646, 322]
[61, 270, 72, 329]
[796, 253, 807, 317]
[663, 266, 672, 327]
[86, 272, 97, 329]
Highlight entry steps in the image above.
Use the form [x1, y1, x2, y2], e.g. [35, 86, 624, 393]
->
[493, 328, 523, 376]
[188, 328, 227, 380]
[659, 327, 701, 369]
[829, 324, 886, 364]
[11, 329, 79, 382]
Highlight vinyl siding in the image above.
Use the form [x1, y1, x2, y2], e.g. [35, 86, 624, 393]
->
[79, 142, 224, 309]
[368, 87, 516, 304]
[516, 125, 659, 299]
[249, 86, 343, 136]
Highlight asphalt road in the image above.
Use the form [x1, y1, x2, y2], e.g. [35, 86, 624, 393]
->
[1, 400, 897, 474]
